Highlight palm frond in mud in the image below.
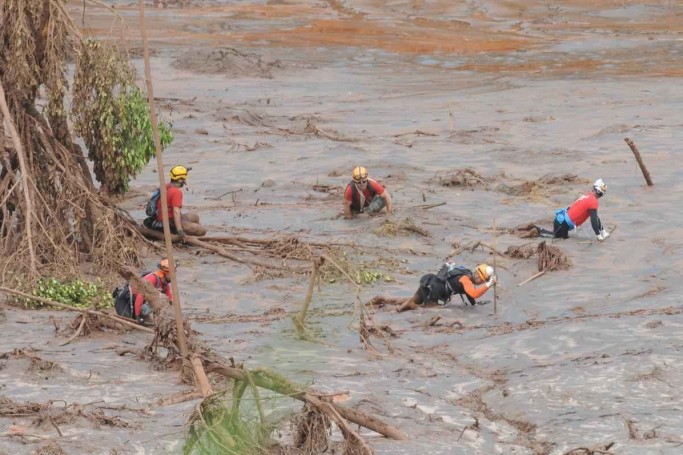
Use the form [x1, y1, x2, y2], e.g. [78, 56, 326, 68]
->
[373, 217, 430, 237]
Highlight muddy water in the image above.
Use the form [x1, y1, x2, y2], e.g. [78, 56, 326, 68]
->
[3, 0, 683, 453]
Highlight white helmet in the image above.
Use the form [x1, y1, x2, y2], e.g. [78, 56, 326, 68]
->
[593, 178, 606, 195]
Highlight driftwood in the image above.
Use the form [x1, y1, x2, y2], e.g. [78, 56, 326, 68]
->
[0, 286, 154, 334]
[136, 226, 307, 272]
[117, 269, 408, 443]
[294, 257, 324, 337]
[624, 138, 653, 186]
[517, 270, 546, 287]
[206, 364, 408, 441]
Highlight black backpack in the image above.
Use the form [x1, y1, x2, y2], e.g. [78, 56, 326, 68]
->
[112, 271, 161, 319]
[145, 188, 161, 218]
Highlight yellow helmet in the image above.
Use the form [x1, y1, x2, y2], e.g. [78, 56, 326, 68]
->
[170, 165, 190, 182]
[475, 263, 494, 282]
[352, 166, 368, 182]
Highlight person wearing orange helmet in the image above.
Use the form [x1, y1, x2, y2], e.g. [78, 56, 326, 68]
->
[143, 165, 207, 240]
[343, 166, 393, 219]
[535, 179, 610, 241]
[113, 258, 177, 323]
[131, 258, 175, 323]
[397, 262, 497, 312]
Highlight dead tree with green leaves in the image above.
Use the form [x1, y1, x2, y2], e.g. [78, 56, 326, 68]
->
[0, 0, 170, 288]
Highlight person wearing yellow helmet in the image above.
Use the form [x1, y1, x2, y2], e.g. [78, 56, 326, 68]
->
[397, 262, 497, 312]
[142, 165, 207, 239]
[343, 166, 393, 219]
[534, 178, 610, 241]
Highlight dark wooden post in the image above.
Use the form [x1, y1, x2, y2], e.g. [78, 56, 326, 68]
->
[624, 138, 654, 186]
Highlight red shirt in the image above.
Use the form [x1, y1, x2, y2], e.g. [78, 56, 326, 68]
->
[132, 271, 173, 317]
[156, 183, 183, 221]
[344, 179, 385, 209]
[567, 192, 599, 227]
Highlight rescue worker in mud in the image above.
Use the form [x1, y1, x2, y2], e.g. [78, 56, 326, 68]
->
[143, 165, 207, 239]
[397, 263, 497, 312]
[113, 258, 176, 324]
[343, 166, 393, 219]
[535, 179, 610, 241]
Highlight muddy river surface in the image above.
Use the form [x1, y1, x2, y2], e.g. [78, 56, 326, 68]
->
[2, 1, 683, 454]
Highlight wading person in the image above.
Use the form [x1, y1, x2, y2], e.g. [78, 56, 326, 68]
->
[397, 262, 497, 312]
[535, 179, 610, 241]
[113, 258, 175, 324]
[343, 166, 393, 219]
[143, 165, 207, 239]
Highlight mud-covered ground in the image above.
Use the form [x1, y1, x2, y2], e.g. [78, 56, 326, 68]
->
[2, 1, 683, 454]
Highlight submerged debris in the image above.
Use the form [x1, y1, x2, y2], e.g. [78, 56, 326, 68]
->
[436, 168, 487, 188]
[374, 218, 430, 237]
[173, 47, 284, 78]
[537, 241, 571, 271]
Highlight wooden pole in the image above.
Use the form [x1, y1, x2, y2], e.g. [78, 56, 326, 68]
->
[137, 0, 189, 363]
[191, 356, 214, 398]
[295, 258, 321, 334]
[492, 219, 498, 314]
[517, 270, 546, 287]
[0, 82, 37, 275]
[624, 138, 654, 186]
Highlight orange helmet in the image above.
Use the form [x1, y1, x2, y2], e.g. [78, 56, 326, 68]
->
[157, 258, 179, 274]
[352, 166, 368, 182]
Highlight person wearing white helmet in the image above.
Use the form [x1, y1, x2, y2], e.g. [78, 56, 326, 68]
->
[397, 262, 497, 312]
[536, 178, 610, 241]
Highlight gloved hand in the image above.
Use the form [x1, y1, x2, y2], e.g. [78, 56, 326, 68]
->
[485, 275, 498, 288]
[177, 229, 187, 243]
[597, 230, 609, 242]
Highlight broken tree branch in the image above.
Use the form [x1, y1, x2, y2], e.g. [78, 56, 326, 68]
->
[0, 286, 154, 333]
[206, 364, 408, 441]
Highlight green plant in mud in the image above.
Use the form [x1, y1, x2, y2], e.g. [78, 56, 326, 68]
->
[71, 39, 173, 195]
[27, 278, 112, 309]
[184, 386, 276, 455]
[320, 248, 393, 286]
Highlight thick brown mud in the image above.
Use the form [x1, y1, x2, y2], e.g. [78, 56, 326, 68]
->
[2, 0, 683, 454]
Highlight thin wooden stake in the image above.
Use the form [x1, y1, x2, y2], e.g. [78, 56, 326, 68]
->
[624, 138, 654, 186]
[517, 270, 546, 287]
[295, 258, 321, 335]
[492, 219, 498, 314]
[137, 0, 189, 365]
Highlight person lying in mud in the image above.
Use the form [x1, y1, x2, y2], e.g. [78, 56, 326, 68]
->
[534, 178, 610, 241]
[343, 165, 393, 219]
[143, 165, 207, 240]
[397, 262, 497, 312]
[113, 258, 176, 324]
